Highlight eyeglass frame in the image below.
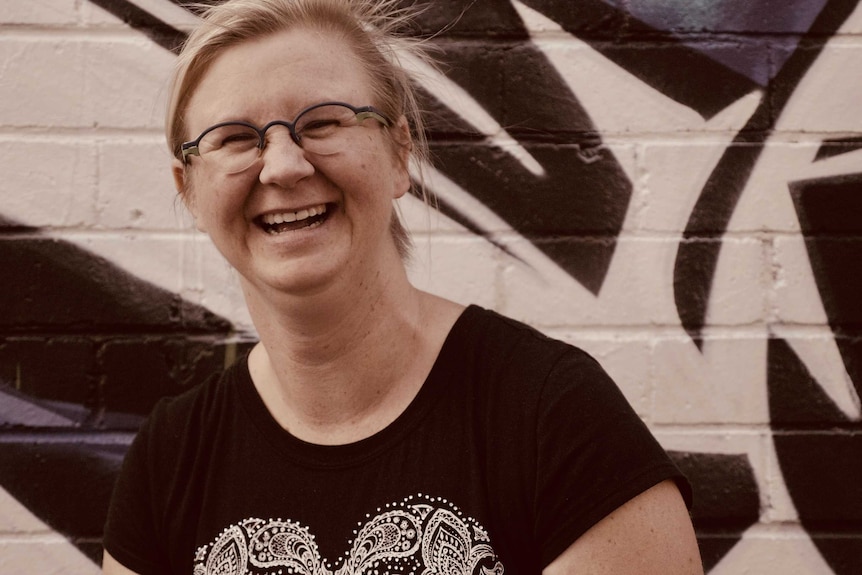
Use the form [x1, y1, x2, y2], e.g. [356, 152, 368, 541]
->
[179, 100, 393, 167]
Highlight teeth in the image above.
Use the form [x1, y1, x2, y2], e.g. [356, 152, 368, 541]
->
[261, 204, 327, 226]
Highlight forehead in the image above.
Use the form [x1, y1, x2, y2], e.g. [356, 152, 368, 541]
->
[185, 27, 373, 129]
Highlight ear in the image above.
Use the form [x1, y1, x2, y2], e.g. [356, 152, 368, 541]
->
[172, 158, 207, 233]
[390, 115, 412, 200]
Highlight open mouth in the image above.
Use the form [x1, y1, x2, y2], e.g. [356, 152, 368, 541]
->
[256, 203, 330, 234]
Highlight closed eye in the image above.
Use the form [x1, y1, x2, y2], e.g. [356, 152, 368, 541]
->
[300, 119, 342, 137]
[220, 132, 259, 147]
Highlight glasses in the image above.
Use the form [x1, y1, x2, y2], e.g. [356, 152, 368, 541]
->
[180, 101, 392, 174]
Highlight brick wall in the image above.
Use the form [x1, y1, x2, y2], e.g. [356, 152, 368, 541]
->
[0, 1, 860, 573]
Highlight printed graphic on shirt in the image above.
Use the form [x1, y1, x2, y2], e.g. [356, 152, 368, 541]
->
[193, 494, 505, 575]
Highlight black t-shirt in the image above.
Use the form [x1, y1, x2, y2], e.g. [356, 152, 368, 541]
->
[104, 305, 689, 574]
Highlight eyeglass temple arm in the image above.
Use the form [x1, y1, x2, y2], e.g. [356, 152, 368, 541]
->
[181, 143, 200, 163]
[355, 110, 391, 127]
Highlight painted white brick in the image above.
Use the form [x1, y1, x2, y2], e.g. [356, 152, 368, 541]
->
[499, 235, 697, 328]
[0, 488, 51, 534]
[66, 232, 185, 296]
[496, 235, 599, 328]
[3, 0, 79, 26]
[82, 39, 174, 129]
[80, 0, 123, 27]
[708, 525, 839, 575]
[0, 38, 87, 127]
[599, 143, 638, 196]
[97, 138, 181, 229]
[640, 141, 823, 238]
[512, 29, 719, 135]
[775, 44, 862, 133]
[398, 194, 465, 235]
[0, 139, 98, 227]
[408, 234, 499, 309]
[771, 335, 861, 420]
[655, 428, 771, 496]
[81, 0, 137, 27]
[704, 237, 770, 326]
[71, 227, 255, 330]
[637, 142, 748, 234]
[184, 233, 254, 332]
[727, 143, 821, 235]
[769, 235, 830, 325]
[652, 335, 770, 425]
[762, 438, 802, 524]
[0, 34, 171, 130]
[0, 539, 99, 575]
[841, 2, 862, 34]
[603, 236, 700, 326]
[83, 0, 201, 31]
[0, 489, 100, 574]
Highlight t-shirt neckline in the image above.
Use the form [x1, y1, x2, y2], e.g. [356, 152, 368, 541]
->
[234, 304, 482, 469]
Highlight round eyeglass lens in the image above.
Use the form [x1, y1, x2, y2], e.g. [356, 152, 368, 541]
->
[294, 104, 361, 155]
[197, 124, 262, 173]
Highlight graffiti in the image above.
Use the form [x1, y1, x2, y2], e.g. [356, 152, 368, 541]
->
[0, 215, 246, 563]
[1, 0, 860, 572]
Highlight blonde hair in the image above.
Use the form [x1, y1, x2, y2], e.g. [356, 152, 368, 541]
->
[167, 0, 434, 259]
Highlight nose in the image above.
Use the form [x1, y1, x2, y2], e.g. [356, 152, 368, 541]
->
[257, 128, 314, 186]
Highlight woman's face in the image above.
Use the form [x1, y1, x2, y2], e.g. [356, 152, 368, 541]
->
[176, 27, 411, 298]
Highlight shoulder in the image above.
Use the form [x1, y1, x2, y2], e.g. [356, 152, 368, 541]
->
[454, 305, 609, 390]
[445, 306, 620, 444]
[131, 356, 245, 462]
[103, 359, 248, 574]
[111, 357, 247, 523]
[448, 307, 692, 564]
[457, 305, 576, 357]
[155, 353, 245, 419]
[457, 308, 635, 428]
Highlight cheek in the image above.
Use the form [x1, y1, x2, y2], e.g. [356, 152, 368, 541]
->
[177, 176, 198, 217]
[187, 170, 255, 214]
[181, 174, 207, 219]
[316, 136, 409, 204]
[182, 173, 231, 233]
[180, 181, 210, 233]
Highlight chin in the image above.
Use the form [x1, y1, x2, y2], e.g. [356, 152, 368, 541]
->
[252, 257, 347, 299]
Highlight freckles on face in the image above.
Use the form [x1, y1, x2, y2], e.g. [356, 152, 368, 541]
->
[182, 161, 259, 237]
[171, 27, 414, 295]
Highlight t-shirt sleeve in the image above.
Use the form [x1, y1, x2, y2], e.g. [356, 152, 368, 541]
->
[533, 348, 691, 567]
[102, 405, 171, 575]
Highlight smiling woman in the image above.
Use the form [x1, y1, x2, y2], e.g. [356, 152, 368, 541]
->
[167, 0, 424, 261]
[172, 24, 411, 298]
[101, 1, 702, 574]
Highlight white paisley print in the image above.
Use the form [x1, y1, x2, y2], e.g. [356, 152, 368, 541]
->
[193, 494, 505, 575]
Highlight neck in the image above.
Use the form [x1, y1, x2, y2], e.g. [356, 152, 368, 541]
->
[241, 256, 456, 444]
